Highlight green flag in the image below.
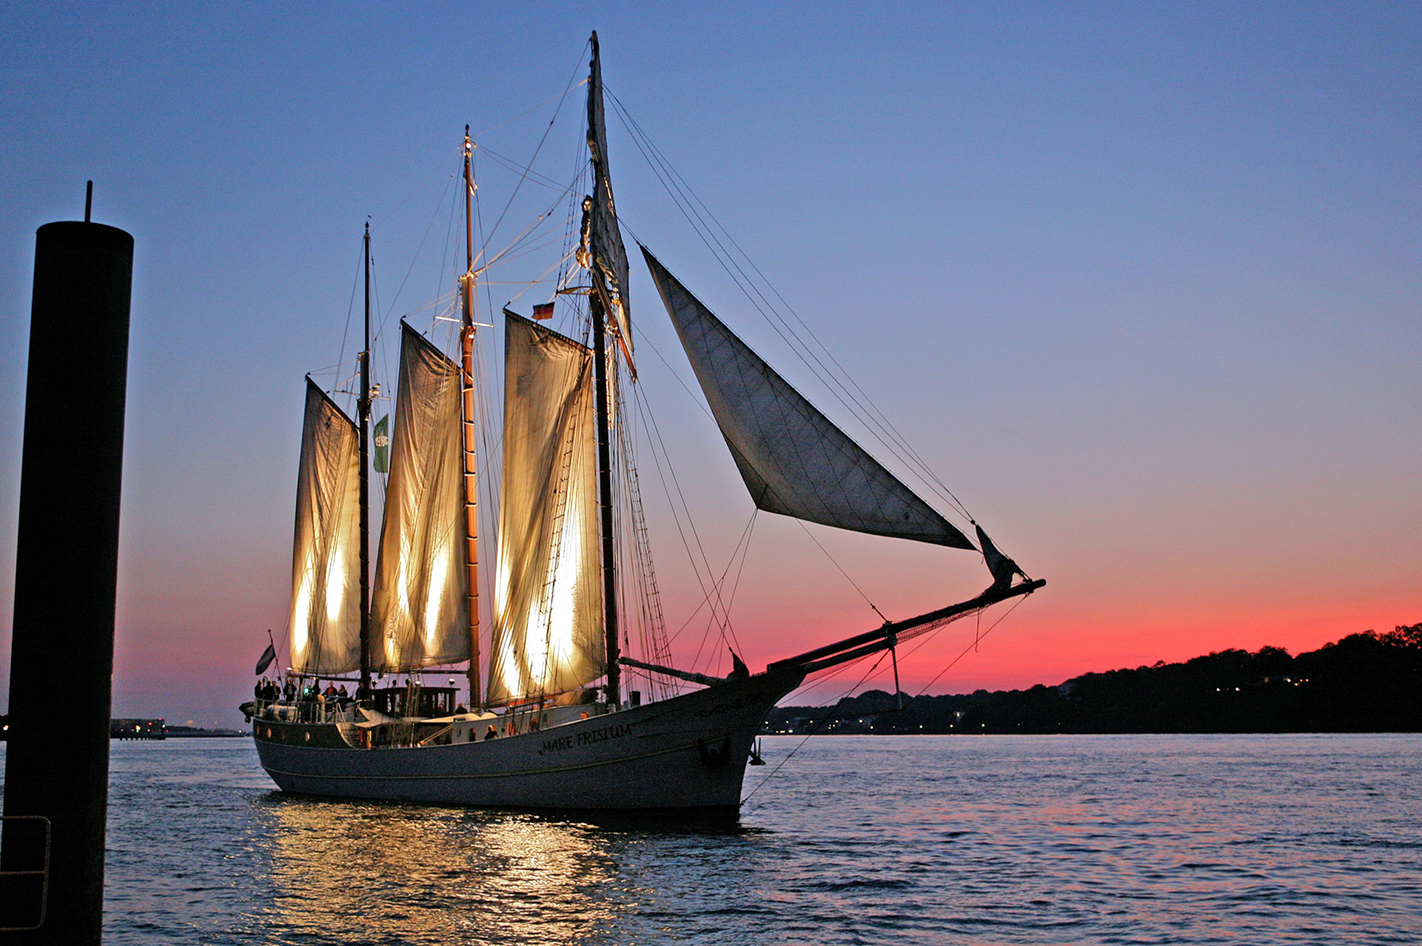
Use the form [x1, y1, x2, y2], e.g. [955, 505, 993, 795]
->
[373, 414, 390, 473]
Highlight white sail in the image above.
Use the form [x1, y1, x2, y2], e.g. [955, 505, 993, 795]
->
[369, 323, 471, 671]
[487, 314, 604, 704]
[644, 248, 974, 549]
[288, 379, 362, 674]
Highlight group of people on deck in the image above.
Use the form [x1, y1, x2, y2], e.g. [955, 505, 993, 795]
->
[253, 678, 352, 706]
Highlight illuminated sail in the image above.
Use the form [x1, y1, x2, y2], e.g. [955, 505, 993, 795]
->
[369, 323, 471, 671]
[288, 379, 362, 674]
[487, 314, 604, 704]
[644, 248, 974, 548]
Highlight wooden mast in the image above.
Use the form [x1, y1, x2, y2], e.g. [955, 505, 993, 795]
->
[587, 32, 621, 707]
[460, 127, 482, 708]
[358, 223, 372, 700]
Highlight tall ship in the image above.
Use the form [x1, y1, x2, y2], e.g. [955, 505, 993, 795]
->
[242, 34, 1043, 812]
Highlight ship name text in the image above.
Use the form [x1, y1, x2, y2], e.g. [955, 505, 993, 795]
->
[539, 722, 633, 755]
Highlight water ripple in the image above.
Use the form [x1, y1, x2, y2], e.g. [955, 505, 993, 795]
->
[6, 733, 1420, 944]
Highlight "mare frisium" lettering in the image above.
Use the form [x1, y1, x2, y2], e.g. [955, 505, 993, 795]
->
[538, 722, 633, 756]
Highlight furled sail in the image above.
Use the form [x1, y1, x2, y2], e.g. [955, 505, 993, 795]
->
[369, 323, 471, 671]
[643, 248, 974, 549]
[586, 32, 631, 347]
[288, 379, 362, 674]
[487, 314, 604, 704]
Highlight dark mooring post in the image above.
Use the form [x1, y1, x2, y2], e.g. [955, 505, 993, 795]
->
[0, 191, 133, 944]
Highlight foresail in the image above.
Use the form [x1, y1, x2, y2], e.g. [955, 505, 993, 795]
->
[289, 379, 362, 674]
[369, 323, 471, 671]
[487, 314, 604, 704]
[586, 32, 631, 348]
[643, 248, 974, 549]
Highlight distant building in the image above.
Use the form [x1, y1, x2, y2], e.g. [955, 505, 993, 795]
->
[110, 718, 165, 740]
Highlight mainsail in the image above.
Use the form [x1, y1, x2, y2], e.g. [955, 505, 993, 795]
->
[369, 323, 471, 671]
[586, 32, 631, 348]
[487, 314, 604, 704]
[643, 248, 974, 549]
[288, 379, 362, 674]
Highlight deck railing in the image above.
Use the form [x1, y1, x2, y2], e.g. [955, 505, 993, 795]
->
[251, 698, 357, 724]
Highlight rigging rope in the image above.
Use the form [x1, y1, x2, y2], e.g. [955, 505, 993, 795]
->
[631, 389, 747, 661]
[686, 511, 753, 674]
[475, 145, 572, 194]
[605, 87, 979, 529]
[615, 377, 677, 700]
[740, 593, 1031, 811]
[793, 518, 886, 622]
[474, 46, 586, 263]
[333, 237, 365, 407]
[739, 647, 893, 810]
[467, 66, 589, 142]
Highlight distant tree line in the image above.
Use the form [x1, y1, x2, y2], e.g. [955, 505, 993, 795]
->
[764, 623, 1422, 735]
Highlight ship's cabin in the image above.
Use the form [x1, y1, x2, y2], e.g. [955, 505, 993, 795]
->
[372, 685, 458, 719]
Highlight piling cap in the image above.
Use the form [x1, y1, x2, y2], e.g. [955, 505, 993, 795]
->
[37, 219, 134, 250]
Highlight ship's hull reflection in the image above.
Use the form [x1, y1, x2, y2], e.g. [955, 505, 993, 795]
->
[254, 791, 753, 944]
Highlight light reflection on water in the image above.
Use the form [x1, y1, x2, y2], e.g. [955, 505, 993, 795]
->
[259, 800, 623, 944]
[3, 734, 1418, 944]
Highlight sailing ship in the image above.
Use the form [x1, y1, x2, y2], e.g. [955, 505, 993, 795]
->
[242, 34, 1044, 812]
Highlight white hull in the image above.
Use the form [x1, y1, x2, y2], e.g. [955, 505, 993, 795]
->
[253, 670, 803, 811]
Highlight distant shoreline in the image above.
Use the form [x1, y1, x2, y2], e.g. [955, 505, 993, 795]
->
[163, 729, 248, 738]
[766, 624, 1422, 736]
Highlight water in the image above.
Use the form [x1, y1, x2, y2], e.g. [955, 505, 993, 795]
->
[5, 734, 1420, 944]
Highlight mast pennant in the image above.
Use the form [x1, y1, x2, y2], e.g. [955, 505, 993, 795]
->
[288, 379, 363, 674]
[643, 247, 974, 549]
[586, 32, 632, 349]
[372, 414, 390, 473]
[368, 323, 471, 671]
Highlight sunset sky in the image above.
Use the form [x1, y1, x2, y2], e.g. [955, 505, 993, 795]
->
[1, 2, 1418, 727]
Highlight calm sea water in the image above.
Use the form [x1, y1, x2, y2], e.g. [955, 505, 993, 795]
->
[3, 734, 1420, 944]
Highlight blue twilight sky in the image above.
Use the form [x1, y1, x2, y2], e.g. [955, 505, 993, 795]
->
[0, 2, 1418, 726]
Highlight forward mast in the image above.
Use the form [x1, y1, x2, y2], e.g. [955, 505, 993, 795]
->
[358, 223, 372, 698]
[460, 127, 482, 708]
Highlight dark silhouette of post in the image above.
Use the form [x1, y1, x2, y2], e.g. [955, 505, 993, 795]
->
[0, 199, 132, 943]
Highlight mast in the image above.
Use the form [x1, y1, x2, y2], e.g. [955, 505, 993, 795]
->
[460, 126, 482, 707]
[590, 258, 620, 707]
[358, 223, 372, 699]
[587, 32, 621, 706]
